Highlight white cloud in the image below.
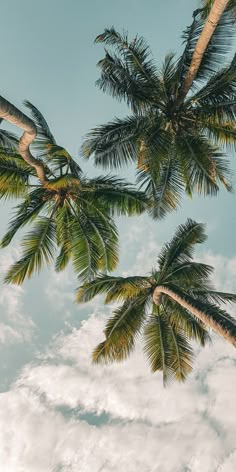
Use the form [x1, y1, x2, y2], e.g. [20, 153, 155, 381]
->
[0, 302, 233, 472]
[1, 244, 236, 471]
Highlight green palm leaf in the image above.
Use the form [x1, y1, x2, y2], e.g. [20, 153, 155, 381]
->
[4, 216, 56, 285]
[77, 274, 151, 303]
[0, 153, 34, 199]
[93, 296, 147, 364]
[158, 219, 206, 272]
[1, 188, 45, 247]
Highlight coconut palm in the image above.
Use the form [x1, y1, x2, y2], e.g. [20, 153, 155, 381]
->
[82, 11, 235, 218]
[0, 99, 150, 284]
[77, 219, 236, 384]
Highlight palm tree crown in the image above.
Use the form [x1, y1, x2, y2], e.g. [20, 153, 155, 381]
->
[0, 101, 151, 284]
[82, 11, 235, 218]
[77, 219, 236, 385]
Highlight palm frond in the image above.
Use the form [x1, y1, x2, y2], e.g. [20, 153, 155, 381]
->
[95, 27, 158, 86]
[76, 274, 151, 303]
[137, 154, 184, 219]
[24, 100, 56, 147]
[84, 175, 150, 216]
[165, 261, 214, 286]
[0, 153, 35, 199]
[163, 300, 211, 346]
[177, 135, 232, 195]
[4, 216, 56, 285]
[81, 115, 145, 168]
[55, 205, 74, 272]
[1, 188, 46, 247]
[0, 129, 18, 151]
[191, 54, 236, 105]
[158, 219, 206, 272]
[93, 296, 147, 364]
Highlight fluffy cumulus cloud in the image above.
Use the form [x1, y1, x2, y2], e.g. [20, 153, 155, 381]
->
[0, 250, 34, 344]
[1, 245, 236, 471]
[0, 307, 235, 472]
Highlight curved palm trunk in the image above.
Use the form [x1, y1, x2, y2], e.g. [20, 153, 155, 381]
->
[153, 285, 236, 348]
[177, 0, 229, 106]
[0, 95, 47, 184]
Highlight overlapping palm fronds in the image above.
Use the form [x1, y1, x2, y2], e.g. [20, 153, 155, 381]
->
[77, 219, 236, 385]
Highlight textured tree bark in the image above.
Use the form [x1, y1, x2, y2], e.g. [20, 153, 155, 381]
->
[153, 285, 236, 348]
[177, 0, 229, 106]
[0, 95, 47, 184]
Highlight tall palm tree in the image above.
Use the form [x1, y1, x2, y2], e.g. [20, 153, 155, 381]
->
[82, 12, 235, 218]
[77, 219, 236, 384]
[0, 100, 150, 284]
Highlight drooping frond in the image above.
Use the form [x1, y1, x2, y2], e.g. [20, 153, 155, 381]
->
[1, 188, 46, 247]
[191, 53, 236, 105]
[92, 296, 147, 364]
[4, 216, 57, 285]
[143, 309, 194, 384]
[176, 135, 232, 194]
[68, 202, 119, 281]
[95, 27, 158, 87]
[0, 126, 18, 151]
[158, 219, 207, 272]
[83, 175, 150, 216]
[81, 115, 146, 168]
[55, 205, 74, 272]
[76, 274, 151, 303]
[163, 299, 211, 346]
[164, 261, 214, 287]
[0, 153, 34, 199]
[137, 154, 184, 219]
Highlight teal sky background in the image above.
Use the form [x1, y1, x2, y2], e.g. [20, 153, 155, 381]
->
[1, 2, 236, 471]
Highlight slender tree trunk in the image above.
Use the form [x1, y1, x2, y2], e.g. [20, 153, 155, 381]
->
[177, 0, 229, 106]
[0, 95, 47, 184]
[153, 285, 236, 348]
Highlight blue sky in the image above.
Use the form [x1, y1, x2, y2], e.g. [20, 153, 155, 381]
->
[0, 1, 236, 471]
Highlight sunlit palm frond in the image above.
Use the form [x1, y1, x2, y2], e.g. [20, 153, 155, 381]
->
[76, 274, 151, 303]
[4, 215, 57, 285]
[0, 153, 35, 199]
[93, 296, 147, 364]
[1, 188, 46, 247]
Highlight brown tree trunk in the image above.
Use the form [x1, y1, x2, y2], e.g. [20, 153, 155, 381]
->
[153, 285, 236, 348]
[177, 0, 229, 106]
[0, 95, 47, 184]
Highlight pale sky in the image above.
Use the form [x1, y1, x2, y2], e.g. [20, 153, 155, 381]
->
[0, 1, 236, 471]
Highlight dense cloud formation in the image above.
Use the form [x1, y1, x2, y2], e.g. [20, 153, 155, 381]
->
[0, 309, 235, 472]
[1, 224, 236, 471]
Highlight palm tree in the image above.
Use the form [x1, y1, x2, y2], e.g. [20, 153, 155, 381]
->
[77, 219, 236, 384]
[82, 12, 235, 218]
[0, 99, 150, 284]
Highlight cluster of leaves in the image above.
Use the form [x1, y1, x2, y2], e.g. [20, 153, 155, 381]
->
[0, 102, 150, 284]
[82, 10, 236, 218]
[77, 219, 236, 384]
